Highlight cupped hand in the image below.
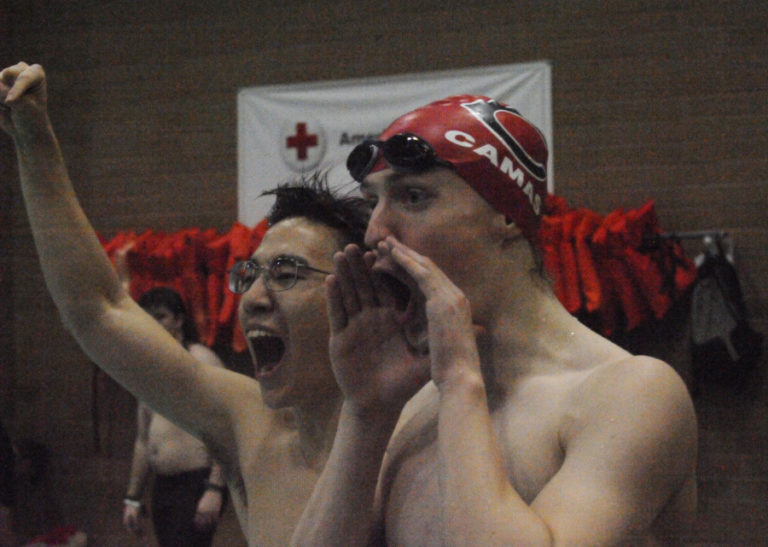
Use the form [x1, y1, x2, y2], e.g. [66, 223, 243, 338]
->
[378, 236, 483, 388]
[193, 489, 223, 531]
[122, 504, 143, 535]
[326, 244, 430, 418]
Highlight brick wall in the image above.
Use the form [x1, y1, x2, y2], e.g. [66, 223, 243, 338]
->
[2, 1, 766, 543]
[0, 7, 14, 421]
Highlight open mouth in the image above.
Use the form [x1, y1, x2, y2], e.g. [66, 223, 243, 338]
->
[372, 271, 412, 313]
[248, 330, 286, 375]
[372, 271, 429, 356]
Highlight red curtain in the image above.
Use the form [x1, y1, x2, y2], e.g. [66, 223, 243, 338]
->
[101, 219, 269, 352]
[540, 198, 697, 336]
[101, 199, 697, 350]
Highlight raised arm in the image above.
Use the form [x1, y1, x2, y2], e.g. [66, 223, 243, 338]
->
[0, 62, 250, 460]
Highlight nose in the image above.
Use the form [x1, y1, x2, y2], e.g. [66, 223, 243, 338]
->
[238, 274, 273, 317]
[364, 201, 395, 250]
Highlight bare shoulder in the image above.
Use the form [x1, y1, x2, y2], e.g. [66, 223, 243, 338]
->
[571, 356, 695, 421]
[562, 355, 697, 486]
[528, 356, 698, 542]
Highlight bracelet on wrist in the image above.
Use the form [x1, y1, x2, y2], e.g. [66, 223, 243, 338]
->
[204, 480, 225, 493]
[123, 498, 142, 508]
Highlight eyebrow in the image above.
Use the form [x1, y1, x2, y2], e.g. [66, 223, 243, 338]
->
[358, 177, 395, 196]
[360, 170, 424, 193]
[249, 254, 310, 267]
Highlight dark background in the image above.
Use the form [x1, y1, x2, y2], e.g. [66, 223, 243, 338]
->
[1, 1, 766, 544]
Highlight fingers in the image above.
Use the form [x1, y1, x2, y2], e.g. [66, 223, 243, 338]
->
[362, 249, 376, 270]
[379, 237, 442, 299]
[1, 62, 43, 104]
[195, 508, 220, 530]
[194, 512, 214, 531]
[117, 240, 135, 255]
[326, 274, 347, 333]
[363, 249, 398, 309]
[326, 245, 380, 333]
[0, 63, 26, 93]
[333, 249, 361, 316]
[123, 509, 141, 535]
[345, 245, 377, 308]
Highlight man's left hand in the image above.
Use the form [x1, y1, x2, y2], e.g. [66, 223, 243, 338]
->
[193, 489, 223, 531]
[380, 236, 484, 388]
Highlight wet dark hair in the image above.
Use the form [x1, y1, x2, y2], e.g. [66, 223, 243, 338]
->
[138, 286, 199, 345]
[261, 171, 370, 249]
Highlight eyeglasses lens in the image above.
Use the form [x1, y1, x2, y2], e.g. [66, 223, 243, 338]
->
[228, 259, 302, 294]
[229, 261, 257, 294]
[268, 259, 299, 291]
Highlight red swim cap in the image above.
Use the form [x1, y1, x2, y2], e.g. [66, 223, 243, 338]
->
[374, 95, 548, 244]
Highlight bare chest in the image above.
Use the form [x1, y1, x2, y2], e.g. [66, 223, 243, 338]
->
[238, 431, 323, 547]
[385, 404, 565, 545]
[146, 414, 210, 473]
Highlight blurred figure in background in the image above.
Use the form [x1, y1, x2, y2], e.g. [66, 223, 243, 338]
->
[122, 287, 228, 547]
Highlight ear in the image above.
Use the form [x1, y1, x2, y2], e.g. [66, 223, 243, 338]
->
[489, 212, 524, 246]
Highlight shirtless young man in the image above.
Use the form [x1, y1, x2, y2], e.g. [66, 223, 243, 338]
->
[123, 287, 227, 546]
[0, 62, 369, 546]
[292, 96, 698, 545]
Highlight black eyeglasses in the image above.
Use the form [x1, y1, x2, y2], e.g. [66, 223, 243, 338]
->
[228, 256, 331, 294]
[346, 132, 454, 183]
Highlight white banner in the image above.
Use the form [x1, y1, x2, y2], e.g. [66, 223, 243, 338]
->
[237, 62, 552, 226]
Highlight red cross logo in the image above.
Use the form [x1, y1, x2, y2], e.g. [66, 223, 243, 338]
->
[286, 123, 318, 160]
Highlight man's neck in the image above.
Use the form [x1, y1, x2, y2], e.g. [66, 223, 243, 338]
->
[478, 284, 630, 401]
[477, 285, 582, 390]
[291, 393, 342, 470]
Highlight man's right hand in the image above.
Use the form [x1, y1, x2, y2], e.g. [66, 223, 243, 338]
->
[0, 62, 49, 139]
[122, 503, 144, 535]
[326, 244, 430, 419]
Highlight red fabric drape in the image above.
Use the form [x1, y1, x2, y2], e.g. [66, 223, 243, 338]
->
[540, 197, 697, 336]
[103, 220, 268, 351]
[102, 198, 697, 349]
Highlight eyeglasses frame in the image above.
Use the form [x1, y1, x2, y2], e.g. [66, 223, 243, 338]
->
[228, 256, 331, 294]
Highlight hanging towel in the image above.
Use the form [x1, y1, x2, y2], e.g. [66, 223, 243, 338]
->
[690, 236, 763, 384]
